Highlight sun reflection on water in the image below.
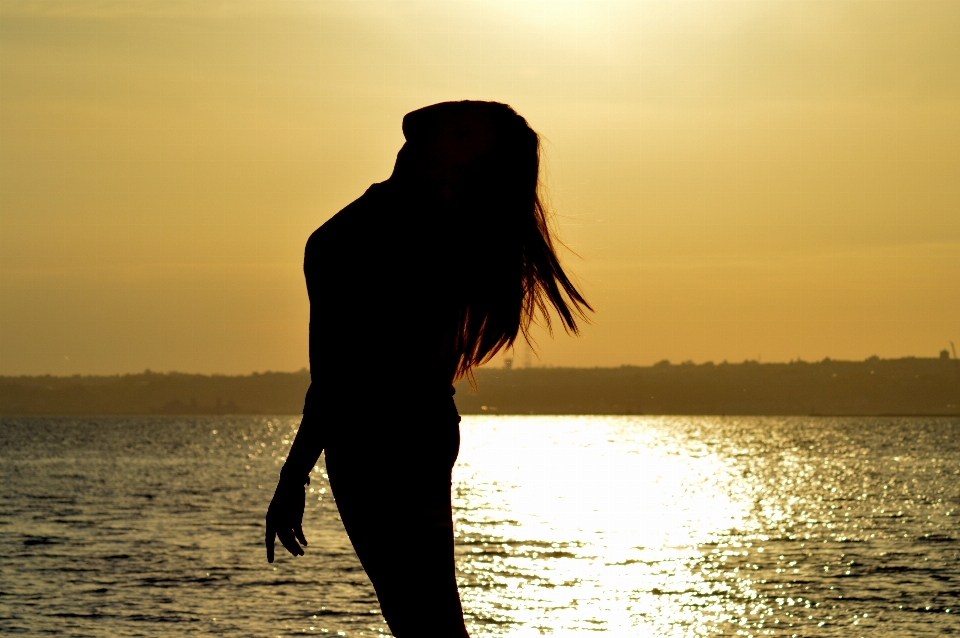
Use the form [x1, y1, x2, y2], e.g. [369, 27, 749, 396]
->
[453, 416, 758, 635]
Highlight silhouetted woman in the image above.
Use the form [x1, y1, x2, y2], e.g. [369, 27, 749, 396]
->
[265, 100, 590, 636]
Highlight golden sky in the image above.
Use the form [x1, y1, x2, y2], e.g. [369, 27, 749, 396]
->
[1, 0, 958, 375]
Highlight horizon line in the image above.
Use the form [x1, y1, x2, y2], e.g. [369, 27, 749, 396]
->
[2, 353, 957, 379]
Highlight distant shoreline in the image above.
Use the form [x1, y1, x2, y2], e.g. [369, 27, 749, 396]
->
[2, 356, 958, 417]
[2, 413, 959, 419]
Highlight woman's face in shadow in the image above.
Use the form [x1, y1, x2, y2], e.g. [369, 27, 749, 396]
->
[394, 103, 499, 200]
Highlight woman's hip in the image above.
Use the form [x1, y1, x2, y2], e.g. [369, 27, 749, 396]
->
[325, 407, 461, 470]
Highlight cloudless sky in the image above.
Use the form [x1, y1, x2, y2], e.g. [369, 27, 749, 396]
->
[1, 0, 958, 375]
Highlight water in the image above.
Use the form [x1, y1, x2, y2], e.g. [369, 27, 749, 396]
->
[0, 416, 957, 637]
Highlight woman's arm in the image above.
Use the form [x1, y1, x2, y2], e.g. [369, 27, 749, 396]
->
[279, 384, 325, 483]
[264, 398, 325, 563]
[265, 199, 362, 562]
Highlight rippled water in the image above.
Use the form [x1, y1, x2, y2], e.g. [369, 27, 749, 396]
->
[1, 416, 957, 636]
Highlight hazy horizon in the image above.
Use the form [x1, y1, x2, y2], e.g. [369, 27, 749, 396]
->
[0, 349, 955, 379]
[2, 1, 959, 376]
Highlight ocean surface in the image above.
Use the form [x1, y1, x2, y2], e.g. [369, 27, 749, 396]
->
[0, 415, 957, 637]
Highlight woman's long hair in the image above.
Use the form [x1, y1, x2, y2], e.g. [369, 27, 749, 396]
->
[397, 101, 592, 382]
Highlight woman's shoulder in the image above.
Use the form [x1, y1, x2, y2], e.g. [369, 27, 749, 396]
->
[305, 182, 391, 260]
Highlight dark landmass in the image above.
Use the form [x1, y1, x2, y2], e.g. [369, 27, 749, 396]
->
[1, 356, 958, 416]
[0, 370, 310, 416]
[457, 356, 960, 416]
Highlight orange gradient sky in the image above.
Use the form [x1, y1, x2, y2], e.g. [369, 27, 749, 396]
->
[1, 0, 959, 375]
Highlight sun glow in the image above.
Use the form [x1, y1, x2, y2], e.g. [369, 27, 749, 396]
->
[478, 0, 616, 29]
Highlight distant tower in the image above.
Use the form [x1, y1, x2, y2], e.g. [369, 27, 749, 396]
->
[941, 349, 952, 361]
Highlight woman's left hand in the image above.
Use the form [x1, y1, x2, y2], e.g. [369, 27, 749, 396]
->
[265, 476, 309, 563]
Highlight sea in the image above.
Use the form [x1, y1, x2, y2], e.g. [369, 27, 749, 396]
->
[0, 415, 957, 637]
